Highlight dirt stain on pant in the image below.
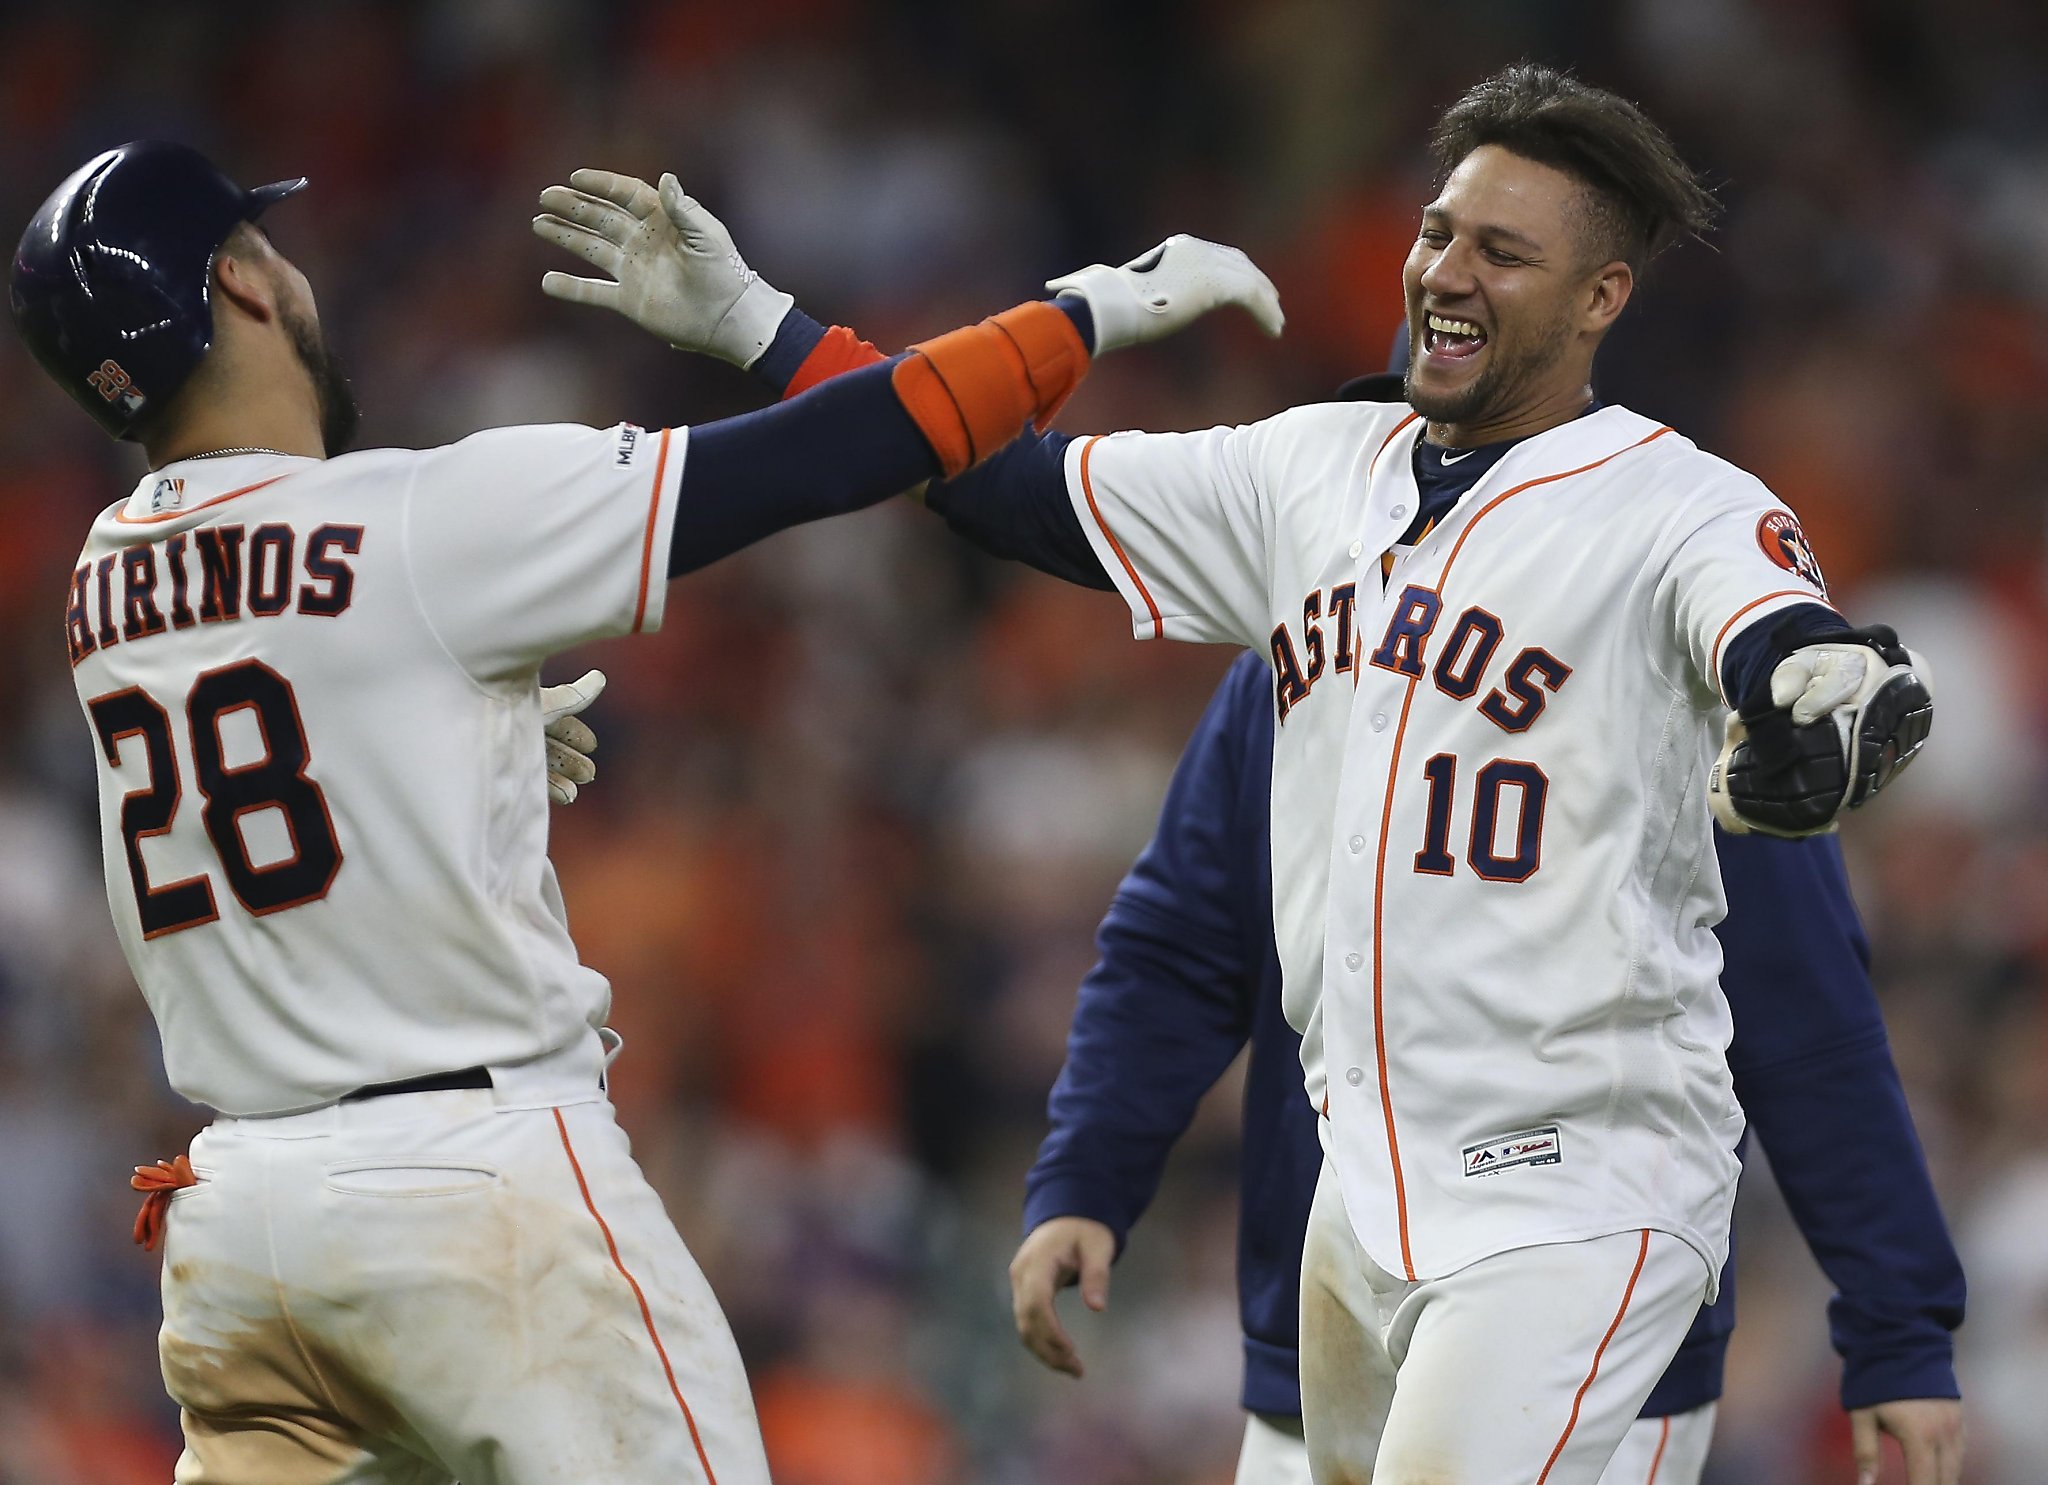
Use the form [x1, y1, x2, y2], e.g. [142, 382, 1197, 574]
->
[1298, 1189, 1395, 1485]
[161, 1262, 415, 1485]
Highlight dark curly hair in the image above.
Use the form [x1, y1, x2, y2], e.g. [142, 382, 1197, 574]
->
[1429, 64, 1718, 272]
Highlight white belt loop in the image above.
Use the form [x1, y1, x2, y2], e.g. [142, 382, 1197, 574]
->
[486, 1027, 609, 1110]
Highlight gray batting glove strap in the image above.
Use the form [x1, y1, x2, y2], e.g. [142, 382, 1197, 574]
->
[1708, 626, 1933, 837]
[1047, 234, 1284, 355]
[533, 170, 793, 368]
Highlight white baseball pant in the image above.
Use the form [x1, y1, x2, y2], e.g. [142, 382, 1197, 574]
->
[154, 1046, 770, 1485]
[1298, 1159, 1711, 1484]
[1600, 1405, 1717, 1485]
[1230, 1403, 1716, 1484]
[1235, 1411, 1313, 1484]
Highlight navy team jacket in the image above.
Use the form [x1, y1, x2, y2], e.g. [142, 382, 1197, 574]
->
[1021, 649, 1963, 1418]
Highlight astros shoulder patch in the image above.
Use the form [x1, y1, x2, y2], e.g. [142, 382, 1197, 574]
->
[1756, 509, 1828, 596]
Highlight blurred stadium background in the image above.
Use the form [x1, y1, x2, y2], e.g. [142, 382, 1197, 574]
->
[1, 2, 2044, 1481]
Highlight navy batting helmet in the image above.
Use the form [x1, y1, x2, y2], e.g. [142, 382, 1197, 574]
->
[9, 142, 306, 439]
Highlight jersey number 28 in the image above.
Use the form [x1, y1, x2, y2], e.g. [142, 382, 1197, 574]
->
[88, 659, 342, 939]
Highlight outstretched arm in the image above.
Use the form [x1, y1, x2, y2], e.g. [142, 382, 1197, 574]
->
[534, 172, 1282, 590]
[739, 306, 1116, 591]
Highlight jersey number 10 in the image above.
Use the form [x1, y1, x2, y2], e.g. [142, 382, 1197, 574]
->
[88, 659, 342, 939]
[1414, 753, 1548, 882]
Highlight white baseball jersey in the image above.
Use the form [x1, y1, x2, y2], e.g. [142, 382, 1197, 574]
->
[1067, 401, 1836, 1291]
[66, 423, 683, 1115]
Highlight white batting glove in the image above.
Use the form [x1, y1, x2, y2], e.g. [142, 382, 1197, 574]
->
[533, 170, 794, 368]
[1771, 642, 1888, 724]
[540, 668, 605, 805]
[1046, 235, 1284, 355]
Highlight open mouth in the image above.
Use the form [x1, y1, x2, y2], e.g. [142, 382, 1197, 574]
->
[1423, 311, 1488, 361]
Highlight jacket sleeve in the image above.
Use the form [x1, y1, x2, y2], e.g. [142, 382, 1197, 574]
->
[1716, 829, 1965, 1409]
[1022, 654, 1271, 1248]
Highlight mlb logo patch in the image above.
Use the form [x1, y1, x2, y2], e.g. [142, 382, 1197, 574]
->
[613, 423, 643, 467]
[1462, 1126, 1562, 1178]
[149, 476, 185, 513]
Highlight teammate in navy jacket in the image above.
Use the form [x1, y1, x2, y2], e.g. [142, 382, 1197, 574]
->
[1011, 650, 1964, 1485]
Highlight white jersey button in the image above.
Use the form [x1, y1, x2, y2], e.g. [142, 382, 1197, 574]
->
[1371, 712, 1388, 731]
[1391, 504, 1408, 520]
[1346, 1067, 1365, 1087]
[1348, 539, 1363, 559]
[1344, 952, 1363, 971]
[1348, 834, 1366, 854]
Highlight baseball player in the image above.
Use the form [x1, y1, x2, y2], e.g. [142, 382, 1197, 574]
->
[1008, 647, 1965, 1485]
[558, 192, 1964, 1483]
[550, 63, 1936, 1483]
[12, 140, 1279, 1484]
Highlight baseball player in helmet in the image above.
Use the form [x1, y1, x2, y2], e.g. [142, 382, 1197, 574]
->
[11, 140, 1278, 1484]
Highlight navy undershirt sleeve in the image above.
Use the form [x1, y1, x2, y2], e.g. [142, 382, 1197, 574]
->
[922, 298, 1110, 590]
[750, 307, 828, 394]
[1719, 602, 1853, 709]
[924, 431, 1114, 590]
[668, 355, 940, 577]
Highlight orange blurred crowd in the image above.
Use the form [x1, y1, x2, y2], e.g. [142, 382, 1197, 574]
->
[1, 3, 2044, 1482]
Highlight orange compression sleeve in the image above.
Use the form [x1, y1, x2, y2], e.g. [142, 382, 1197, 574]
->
[783, 325, 887, 400]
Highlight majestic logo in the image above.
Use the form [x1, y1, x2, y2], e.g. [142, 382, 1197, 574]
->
[1462, 1126, 1562, 1178]
[1757, 510, 1827, 596]
[86, 357, 142, 406]
[149, 476, 185, 513]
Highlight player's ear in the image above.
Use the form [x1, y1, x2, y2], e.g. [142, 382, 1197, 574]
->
[1580, 258, 1633, 336]
[212, 229, 278, 324]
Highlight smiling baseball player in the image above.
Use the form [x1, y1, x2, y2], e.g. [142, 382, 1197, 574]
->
[543, 186, 1964, 1484]
[1008, 648, 1964, 1485]
[12, 139, 1278, 1484]
[552, 64, 1936, 1484]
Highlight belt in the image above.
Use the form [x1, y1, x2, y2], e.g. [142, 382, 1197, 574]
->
[339, 1065, 493, 1102]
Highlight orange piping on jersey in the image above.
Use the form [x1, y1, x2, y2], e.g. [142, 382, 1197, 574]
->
[1708, 588, 1840, 703]
[1643, 1413, 1671, 1485]
[1078, 434, 1165, 639]
[1535, 1229, 1650, 1485]
[553, 1108, 721, 1484]
[631, 428, 674, 634]
[111, 475, 289, 525]
[1369, 423, 1673, 1280]
[1368, 413, 1421, 482]
[1370, 668, 1426, 1277]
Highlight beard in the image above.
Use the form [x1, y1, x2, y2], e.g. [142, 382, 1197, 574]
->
[1403, 308, 1575, 428]
[281, 306, 361, 456]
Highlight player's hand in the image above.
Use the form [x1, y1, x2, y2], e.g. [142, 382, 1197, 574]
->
[1849, 1397, 1963, 1485]
[533, 171, 794, 368]
[1008, 1216, 1117, 1379]
[1047, 235, 1284, 355]
[1708, 626, 1933, 838]
[540, 668, 605, 805]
